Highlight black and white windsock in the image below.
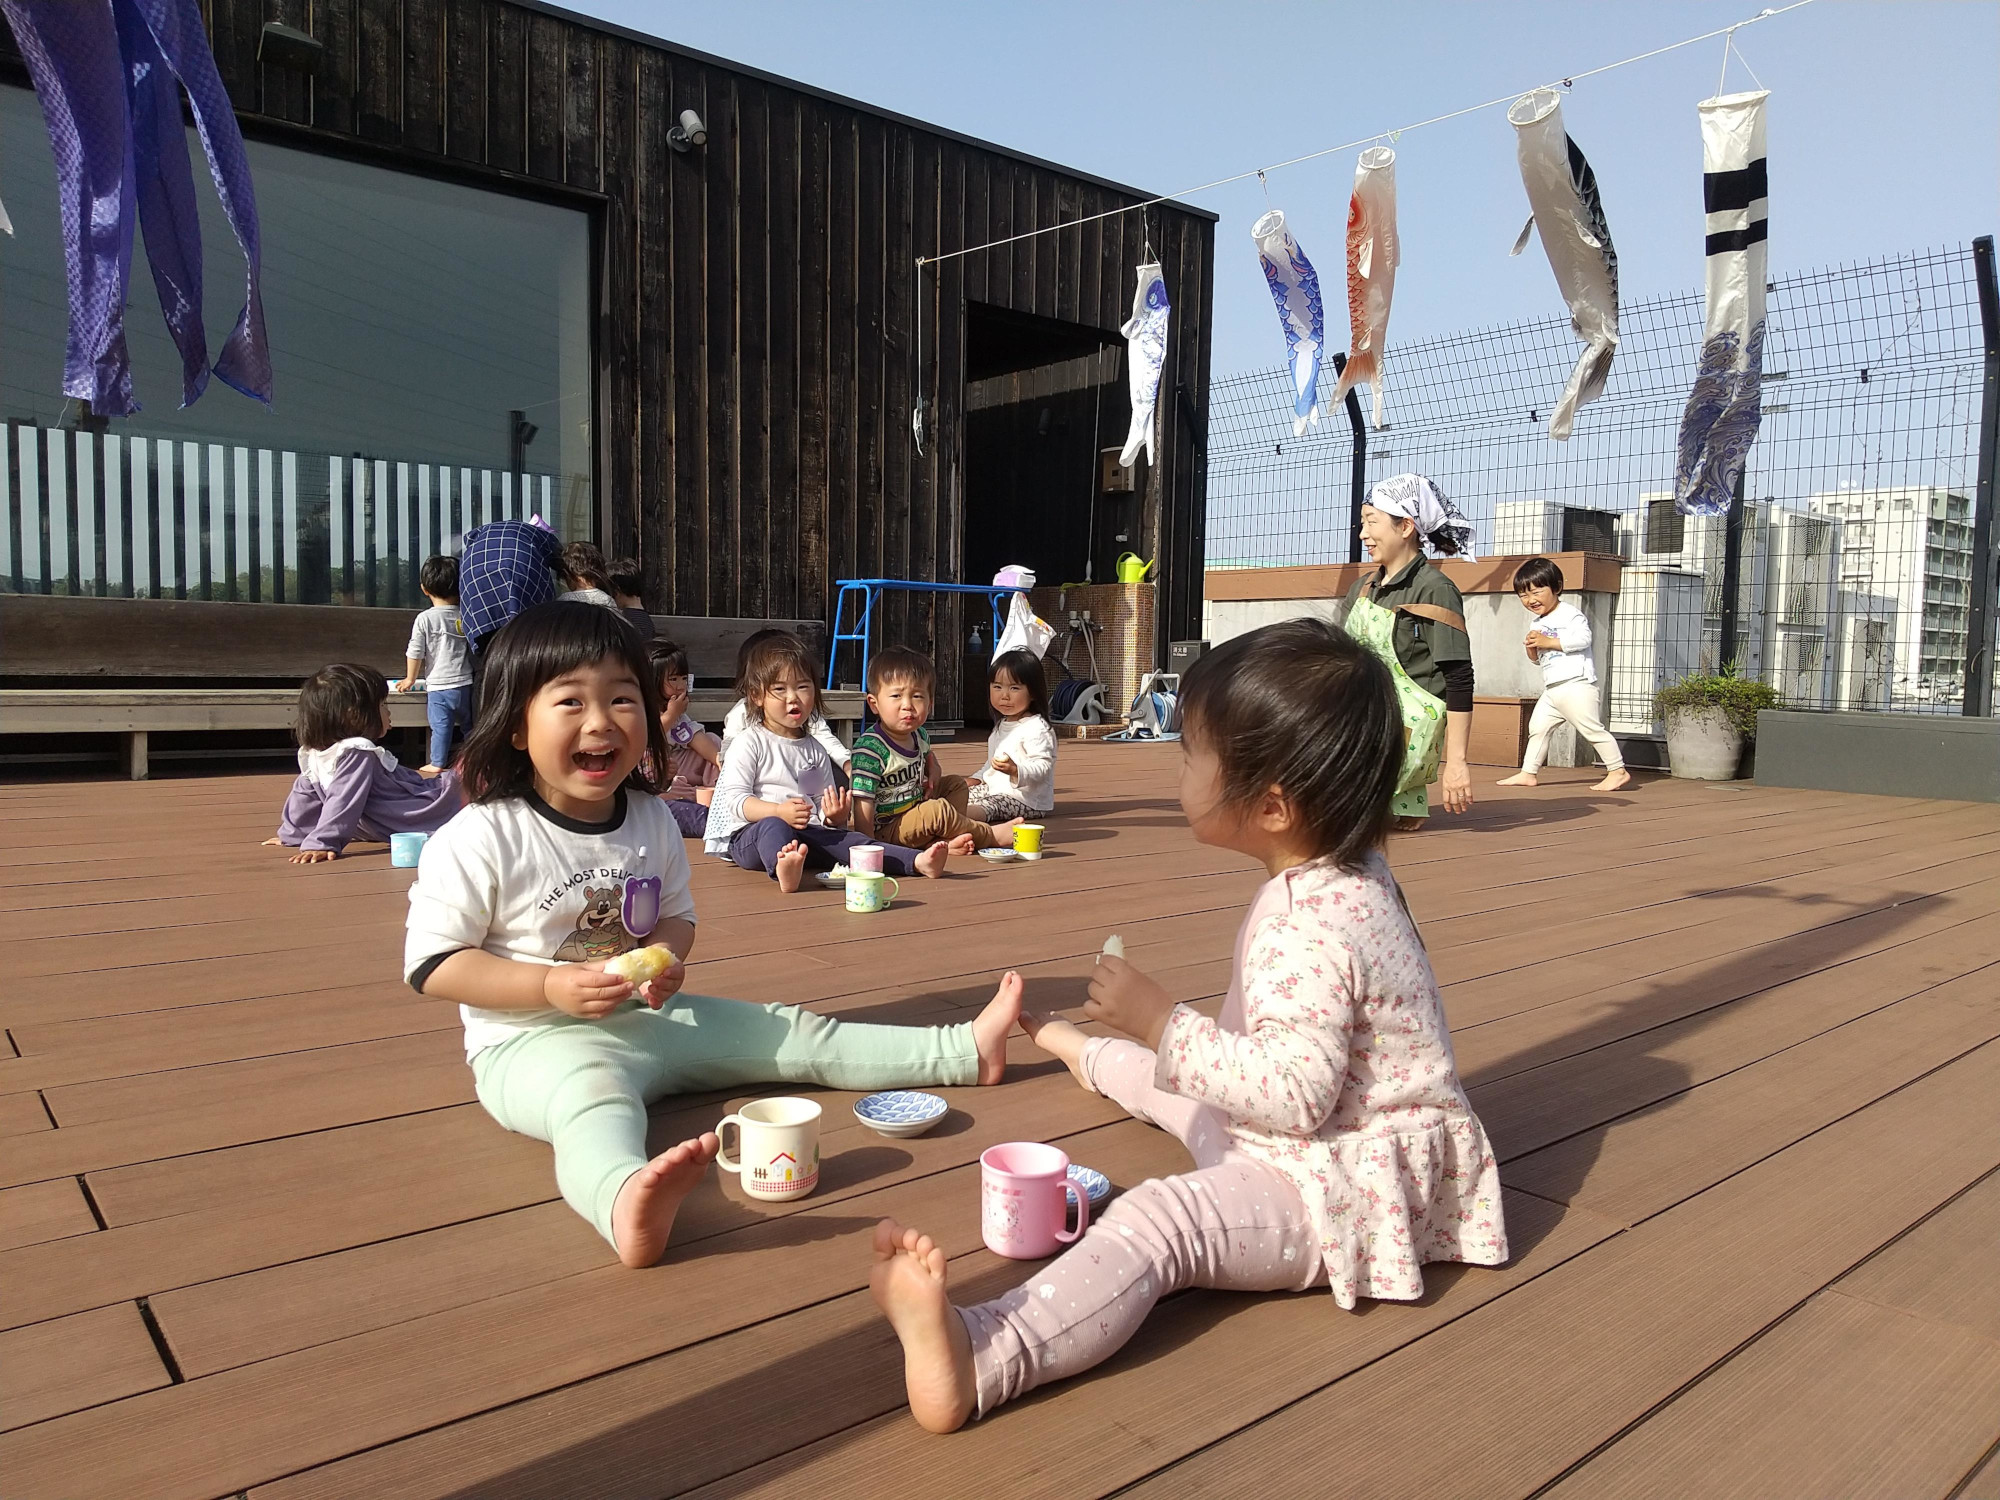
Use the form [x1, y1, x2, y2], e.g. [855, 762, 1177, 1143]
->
[1508, 88, 1619, 441]
[1675, 90, 1770, 516]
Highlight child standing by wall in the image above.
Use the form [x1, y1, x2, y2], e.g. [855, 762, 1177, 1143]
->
[406, 602, 1023, 1266]
[268, 664, 461, 863]
[647, 639, 722, 837]
[850, 647, 1016, 851]
[397, 554, 475, 775]
[967, 649, 1057, 825]
[868, 618, 1507, 1431]
[1497, 556, 1632, 793]
[707, 633, 952, 891]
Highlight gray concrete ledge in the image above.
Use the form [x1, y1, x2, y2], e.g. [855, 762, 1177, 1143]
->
[1755, 710, 2000, 803]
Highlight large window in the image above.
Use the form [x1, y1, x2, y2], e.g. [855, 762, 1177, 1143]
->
[1, 84, 593, 605]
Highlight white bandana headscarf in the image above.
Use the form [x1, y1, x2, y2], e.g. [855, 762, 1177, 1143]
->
[1368, 474, 1477, 561]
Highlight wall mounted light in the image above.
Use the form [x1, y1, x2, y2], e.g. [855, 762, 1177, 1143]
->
[668, 109, 708, 153]
[258, 21, 324, 73]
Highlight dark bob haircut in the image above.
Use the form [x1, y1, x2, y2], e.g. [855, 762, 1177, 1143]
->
[1177, 618, 1400, 869]
[648, 638, 692, 682]
[419, 554, 460, 600]
[560, 540, 611, 591]
[737, 631, 820, 725]
[1512, 555, 1565, 596]
[988, 649, 1050, 720]
[867, 645, 935, 695]
[294, 663, 390, 752]
[457, 601, 666, 803]
[607, 556, 645, 600]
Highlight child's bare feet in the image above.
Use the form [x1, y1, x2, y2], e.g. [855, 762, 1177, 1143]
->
[870, 1218, 977, 1433]
[775, 841, 809, 894]
[1392, 815, 1427, 832]
[1019, 1011, 1094, 1091]
[992, 818, 1025, 840]
[948, 832, 979, 857]
[1593, 768, 1634, 792]
[1496, 772, 1538, 787]
[972, 971, 1024, 1083]
[610, 1133, 719, 1268]
[914, 840, 951, 879]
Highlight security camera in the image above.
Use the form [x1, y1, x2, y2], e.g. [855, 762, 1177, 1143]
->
[668, 109, 707, 153]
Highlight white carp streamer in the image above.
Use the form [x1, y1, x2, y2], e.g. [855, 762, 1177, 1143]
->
[1118, 262, 1171, 467]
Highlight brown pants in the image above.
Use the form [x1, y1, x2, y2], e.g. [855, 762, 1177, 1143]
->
[873, 775, 999, 849]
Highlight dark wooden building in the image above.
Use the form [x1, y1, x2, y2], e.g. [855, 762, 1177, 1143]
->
[4, 2, 1216, 700]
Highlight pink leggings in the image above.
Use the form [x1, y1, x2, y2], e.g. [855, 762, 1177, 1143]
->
[957, 1037, 1323, 1417]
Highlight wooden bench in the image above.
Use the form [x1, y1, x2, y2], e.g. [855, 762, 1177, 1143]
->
[0, 596, 863, 778]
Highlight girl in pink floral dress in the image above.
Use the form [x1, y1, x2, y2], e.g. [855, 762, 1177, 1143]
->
[869, 616, 1508, 1431]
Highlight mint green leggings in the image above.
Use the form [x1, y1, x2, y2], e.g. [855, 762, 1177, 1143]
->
[470, 994, 977, 1247]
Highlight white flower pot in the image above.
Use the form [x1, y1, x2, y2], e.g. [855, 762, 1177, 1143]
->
[1665, 706, 1745, 781]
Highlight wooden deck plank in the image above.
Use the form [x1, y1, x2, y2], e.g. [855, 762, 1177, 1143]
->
[1835, 1168, 2000, 1345]
[0, 1304, 169, 1433]
[1106, 1041, 2000, 1500]
[0, 1178, 98, 1252]
[0, 1090, 52, 1136]
[1539, 1290, 2000, 1500]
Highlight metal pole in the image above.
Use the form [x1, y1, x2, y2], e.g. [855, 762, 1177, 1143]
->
[1962, 234, 2000, 717]
[1331, 352, 1369, 564]
[1717, 468, 1747, 671]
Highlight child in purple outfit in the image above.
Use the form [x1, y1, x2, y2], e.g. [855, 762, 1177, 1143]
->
[267, 664, 462, 864]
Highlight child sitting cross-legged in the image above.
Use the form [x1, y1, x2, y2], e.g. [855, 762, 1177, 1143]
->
[405, 601, 1024, 1267]
[967, 649, 1057, 825]
[850, 647, 1019, 853]
[266, 664, 461, 863]
[869, 617, 1509, 1431]
[707, 633, 954, 892]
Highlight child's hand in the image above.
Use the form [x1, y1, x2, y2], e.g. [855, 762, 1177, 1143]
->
[290, 849, 337, 864]
[394, 677, 415, 694]
[1526, 631, 1560, 653]
[1084, 955, 1176, 1050]
[639, 955, 687, 1009]
[544, 962, 634, 1019]
[779, 795, 814, 829]
[262, 836, 284, 847]
[992, 753, 1018, 778]
[820, 785, 852, 827]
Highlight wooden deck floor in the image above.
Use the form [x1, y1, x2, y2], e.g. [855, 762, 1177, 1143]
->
[3, 744, 1999, 1499]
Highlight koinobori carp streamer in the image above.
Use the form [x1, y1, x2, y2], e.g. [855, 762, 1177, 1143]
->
[1508, 88, 1619, 441]
[1330, 147, 1400, 430]
[1252, 209, 1327, 437]
[1674, 89, 1771, 517]
[1118, 262, 1171, 467]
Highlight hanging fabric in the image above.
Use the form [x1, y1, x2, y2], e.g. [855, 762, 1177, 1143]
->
[1118, 262, 1171, 467]
[1252, 209, 1325, 437]
[1330, 147, 1399, 429]
[1675, 89, 1770, 516]
[1508, 88, 1618, 441]
[1, 0, 271, 417]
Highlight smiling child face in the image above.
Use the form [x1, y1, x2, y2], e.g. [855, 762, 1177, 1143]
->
[514, 659, 649, 820]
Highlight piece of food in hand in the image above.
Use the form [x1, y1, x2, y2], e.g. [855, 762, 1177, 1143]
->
[602, 945, 679, 985]
[1101, 933, 1125, 960]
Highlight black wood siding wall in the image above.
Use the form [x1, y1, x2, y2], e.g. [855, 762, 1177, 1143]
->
[6, 1, 1216, 677]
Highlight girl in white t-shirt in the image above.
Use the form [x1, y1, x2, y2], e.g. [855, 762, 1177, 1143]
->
[968, 650, 1057, 824]
[405, 601, 1022, 1268]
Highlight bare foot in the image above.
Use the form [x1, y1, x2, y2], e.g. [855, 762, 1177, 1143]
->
[610, 1133, 720, 1268]
[1392, 815, 1427, 833]
[1019, 1011, 1094, 1091]
[1593, 768, 1634, 792]
[775, 840, 809, 894]
[869, 1219, 977, 1433]
[1496, 772, 1538, 787]
[914, 840, 951, 879]
[970, 971, 1024, 1084]
[948, 832, 979, 857]
[992, 818, 1025, 839]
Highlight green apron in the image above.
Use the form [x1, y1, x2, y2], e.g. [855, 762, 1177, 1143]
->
[1345, 590, 1446, 821]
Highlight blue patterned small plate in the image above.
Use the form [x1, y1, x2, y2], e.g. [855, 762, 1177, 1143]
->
[1068, 1164, 1111, 1205]
[853, 1090, 949, 1138]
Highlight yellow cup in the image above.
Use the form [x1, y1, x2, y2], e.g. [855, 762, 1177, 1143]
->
[1013, 823, 1044, 856]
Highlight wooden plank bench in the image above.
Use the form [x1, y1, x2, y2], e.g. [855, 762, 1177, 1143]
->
[0, 596, 863, 778]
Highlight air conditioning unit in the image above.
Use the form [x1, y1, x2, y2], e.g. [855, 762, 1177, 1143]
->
[1562, 507, 1619, 556]
[1644, 495, 1686, 555]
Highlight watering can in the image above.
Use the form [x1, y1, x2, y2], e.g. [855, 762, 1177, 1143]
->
[1115, 552, 1156, 584]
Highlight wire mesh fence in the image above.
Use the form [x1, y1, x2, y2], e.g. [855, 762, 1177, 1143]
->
[1208, 243, 1996, 726]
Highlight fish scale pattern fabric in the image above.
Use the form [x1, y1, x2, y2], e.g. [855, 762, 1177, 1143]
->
[1331, 147, 1399, 429]
[1, 0, 270, 416]
[1252, 209, 1325, 438]
[1675, 90, 1770, 517]
[1118, 262, 1170, 467]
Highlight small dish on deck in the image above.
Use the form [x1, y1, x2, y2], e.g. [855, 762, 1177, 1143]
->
[1067, 1164, 1111, 1205]
[978, 848, 1018, 863]
[854, 1090, 949, 1138]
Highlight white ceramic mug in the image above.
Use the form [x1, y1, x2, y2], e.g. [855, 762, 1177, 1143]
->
[849, 843, 886, 876]
[715, 1097, 822, 1201]
[844, 871, 899, 913]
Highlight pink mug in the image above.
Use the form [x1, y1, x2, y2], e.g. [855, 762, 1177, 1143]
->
[980, 1141, 1088, 1259]
[849, 844, 885, 876]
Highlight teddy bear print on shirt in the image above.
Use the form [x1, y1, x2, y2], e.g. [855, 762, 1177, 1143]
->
[551, 884, 637, 962]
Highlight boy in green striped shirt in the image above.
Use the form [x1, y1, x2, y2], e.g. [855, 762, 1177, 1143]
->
[850, 647, 1018, 852]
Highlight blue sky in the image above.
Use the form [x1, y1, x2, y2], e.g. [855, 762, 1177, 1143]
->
[569, 0, 1999, 378]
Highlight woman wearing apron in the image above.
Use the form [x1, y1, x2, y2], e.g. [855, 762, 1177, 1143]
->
[1344, 475, 1477, 829]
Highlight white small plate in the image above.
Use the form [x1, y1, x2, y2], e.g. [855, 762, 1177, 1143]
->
[814, 868, 848, 885]
[978, 848, 1018, 862]
[854, 1090, 949, 1138]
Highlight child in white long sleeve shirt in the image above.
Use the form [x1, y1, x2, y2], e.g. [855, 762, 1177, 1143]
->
[967, 650, 1057, 822]
[867, 619, 1506, 1432]
[1498, 556, 1632, 793]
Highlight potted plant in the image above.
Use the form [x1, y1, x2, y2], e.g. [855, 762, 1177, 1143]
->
[1654, 667, 1781, 780]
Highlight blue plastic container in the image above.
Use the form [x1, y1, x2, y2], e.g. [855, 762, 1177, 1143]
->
[390, 832, 429, 868]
